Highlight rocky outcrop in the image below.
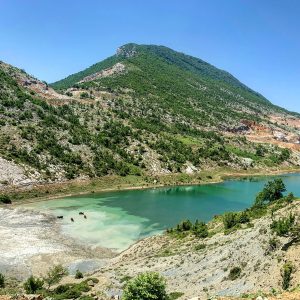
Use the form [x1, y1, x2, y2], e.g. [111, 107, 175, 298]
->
[0, 61, 69, 100]
[0, 157, 40, 189]
[78, 63, 126, 83]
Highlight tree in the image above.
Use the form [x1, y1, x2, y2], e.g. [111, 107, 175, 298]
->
[24, 276, 44, 293]
[44, 265, 68, 289]
[253, 179, 286, 208]
[122, 272, 168, 300]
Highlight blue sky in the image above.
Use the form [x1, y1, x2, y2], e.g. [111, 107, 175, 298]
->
[0, 0, 299, 112]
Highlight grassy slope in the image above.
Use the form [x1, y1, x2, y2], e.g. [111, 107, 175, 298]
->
[0, 45, 299, 186]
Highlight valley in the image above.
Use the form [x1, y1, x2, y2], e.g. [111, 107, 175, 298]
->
[1, 43, 300, 300]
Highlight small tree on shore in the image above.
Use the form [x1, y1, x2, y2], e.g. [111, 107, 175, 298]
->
[44, 265, 68, 290]
[253, 179, 286, 208]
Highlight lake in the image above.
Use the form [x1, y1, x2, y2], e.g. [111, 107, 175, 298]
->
[25, 173, 300, 251]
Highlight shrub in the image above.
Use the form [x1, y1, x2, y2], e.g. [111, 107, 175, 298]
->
[236, 211, 250, 224]
[24, 276, 44, 294]
[53, 281, 90, 300]
[176, 220, 193, 232]
[168, 292, 184, 300]
[80, 92, 89, 99]
[194, 244, 206, 251]
[281, 262, 293, 290]
[75, 270, 83, 279]
[0, 194, 12, 204]
[228, 267, 242, 280]
[193, 220, 208, 238]
[285, 192, 295, 204]
[268, 237, 279, 252]
[0, 273, 5, 288]
[223, 212, 238, 229]
[122, 272, 168, 300]
[270, 214, 295, 237]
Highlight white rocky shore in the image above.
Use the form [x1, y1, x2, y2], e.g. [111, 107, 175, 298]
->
[0, 207, 113, 279]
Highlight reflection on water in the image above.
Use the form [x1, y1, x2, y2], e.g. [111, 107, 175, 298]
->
[26, 173, 300, 251]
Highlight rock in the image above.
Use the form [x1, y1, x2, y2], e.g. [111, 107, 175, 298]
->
[240, 157, 253, 167]
[87, 280, 95, 287]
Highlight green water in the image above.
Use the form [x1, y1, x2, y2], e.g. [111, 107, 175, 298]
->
[26, 173, 300, 251]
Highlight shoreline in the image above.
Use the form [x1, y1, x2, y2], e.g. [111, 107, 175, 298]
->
[0, 206, 115, 279]
[8, 167, 300, 206]
[1, 167, 299, 279]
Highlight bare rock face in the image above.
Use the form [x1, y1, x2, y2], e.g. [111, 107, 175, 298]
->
[79, 63, 126, 83]
[116, 45, 137, 58]
[0, 156, 40, 188]
[0, 61, 69, 100]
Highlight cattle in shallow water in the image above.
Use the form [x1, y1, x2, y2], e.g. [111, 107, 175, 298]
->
[79, 212, 84, 215]
[57, 216, 63, 219]
[71, 218, 74, 222]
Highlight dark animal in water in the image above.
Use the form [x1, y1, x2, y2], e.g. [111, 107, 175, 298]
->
[71, 218, 74, 222]
[79, 212, 84, 215]
[84, 215, 87, 219]
[57, 216, 63, 219]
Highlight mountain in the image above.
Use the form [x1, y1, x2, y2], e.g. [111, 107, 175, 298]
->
[1, 44, 300, 188]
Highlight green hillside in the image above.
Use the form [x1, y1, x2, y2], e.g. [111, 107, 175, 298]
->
[0, 45, 299, 183]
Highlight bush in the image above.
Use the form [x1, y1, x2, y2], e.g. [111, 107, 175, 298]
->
[237, 211, 250, 224]
[176, 220, 192, 232]
[270, 214, 295, 237]
[268, 237, 279, 252]
[193, 220, 208, 238]
[194, 244, 206, 251]
[168, 292, 184, 300]
[122, 272, 168, 300]
[0, 273, 5, 288]
[52, 282, 90, 300]
[24, 276, 44, 294]
[223, 212, 238, 229]
[281, 262, 293, 290]
[228, 267, 242, 280]
[75, 270, 83, 279]
[80, 92, 89, 99]
[285, 192, 295, 204]
[0, 194, 12, 204]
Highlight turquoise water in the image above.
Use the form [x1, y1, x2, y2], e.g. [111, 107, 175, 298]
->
[26, 173, 300, 251]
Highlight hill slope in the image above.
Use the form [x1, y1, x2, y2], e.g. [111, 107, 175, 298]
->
[1, 44, 300, 189]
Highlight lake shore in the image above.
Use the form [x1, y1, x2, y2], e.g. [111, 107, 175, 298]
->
[0, 206, 115, 279]
[1, 167, 300, 280]
[5, 166, 300, 206]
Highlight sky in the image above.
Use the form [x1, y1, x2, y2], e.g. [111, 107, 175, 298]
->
[0, 0, 299, 112]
